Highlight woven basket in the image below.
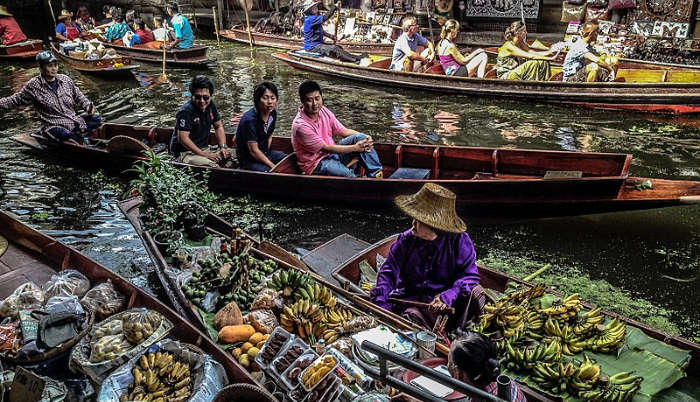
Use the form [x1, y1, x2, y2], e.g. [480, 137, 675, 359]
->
[213, 383, 278, 402]
[106, 135, 149, 155]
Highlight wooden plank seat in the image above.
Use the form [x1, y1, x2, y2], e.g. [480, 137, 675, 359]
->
[270, 152, 302, 174]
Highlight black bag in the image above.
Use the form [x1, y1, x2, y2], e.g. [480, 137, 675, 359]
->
[35, 311, 84, 349]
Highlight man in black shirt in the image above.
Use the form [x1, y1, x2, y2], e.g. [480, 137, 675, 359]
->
[170, 76, 231, 167]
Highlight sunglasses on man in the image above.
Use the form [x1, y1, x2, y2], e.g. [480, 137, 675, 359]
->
[193, 94, 210, 101]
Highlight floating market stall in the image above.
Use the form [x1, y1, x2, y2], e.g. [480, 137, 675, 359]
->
[50, 42, 139, 79]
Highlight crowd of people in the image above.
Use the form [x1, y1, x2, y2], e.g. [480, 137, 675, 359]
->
[50, 2, 193, 50]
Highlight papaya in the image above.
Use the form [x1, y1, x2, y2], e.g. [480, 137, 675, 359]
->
[218, 324, 256, 344]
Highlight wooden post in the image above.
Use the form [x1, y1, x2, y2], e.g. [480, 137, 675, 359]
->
[216, 0, 225, 30]
[243, 2, 253, 49]
[47, 0, 57, 29]
[162, 29, 168, 77]
[334, 3, 340, 43]
[212, 6, 220, 45]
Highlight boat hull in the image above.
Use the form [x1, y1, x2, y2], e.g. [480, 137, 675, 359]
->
[273, 52, 700, 115]
[0, 39, 43, 61]
[51, 43, 138, 79]
[102, 42, 214, 68]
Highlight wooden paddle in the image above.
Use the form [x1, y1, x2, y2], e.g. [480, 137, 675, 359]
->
[334, 2, 340, 44]
[212, 6, 220, 45]
[241, 0, 253, 49]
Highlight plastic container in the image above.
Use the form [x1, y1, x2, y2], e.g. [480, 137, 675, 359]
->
[303, 375, 340, 402]
[255, 327, 292, 369]
[280, 350, 319, 390]
[271, 338, 311, 378]
[299, 353, 339, 392]
[327, 347, 372, 389]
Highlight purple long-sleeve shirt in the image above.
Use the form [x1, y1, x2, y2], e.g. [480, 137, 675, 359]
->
[370, 229, 480, 310]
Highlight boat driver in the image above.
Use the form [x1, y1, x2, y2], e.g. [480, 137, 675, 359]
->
[0, 51, 100, 144]
[370, 183, 484, 332]
[302, 0, 366, 63]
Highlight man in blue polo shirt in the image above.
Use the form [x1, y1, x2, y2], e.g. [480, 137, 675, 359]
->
[170, 76, 232, 167]
[303, 0, 365, 63]
[166, 2, 194, 49]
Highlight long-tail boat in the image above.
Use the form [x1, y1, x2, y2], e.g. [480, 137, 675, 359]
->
[220, 27, 395, 55]
[273, 51, 700, 114]
[0, 209, 261, 390]
[0, 39, 43, 61]
[11, 123, 700, 219]
[100, 41, 214, 69]
[50, 42, 139, 79]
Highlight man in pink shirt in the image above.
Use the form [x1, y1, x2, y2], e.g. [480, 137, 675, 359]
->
[291, 80, 383, 178]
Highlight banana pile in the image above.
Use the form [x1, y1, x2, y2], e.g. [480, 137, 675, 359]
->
[580, 371, 644, 402]
[120, 351, 191, 402]
[544, 318, 587, 355]
[280, 299, 326, 343]
[573, 308, 605, 337]
[269, 269, 312, 299]
[297, 283, 338, 309]
[479, 301, 528, 342]
[538, 294, 583, 321]
[321, 307, 355, 343]
[586, 318, 626, 353]
[503, 339, 560, 371]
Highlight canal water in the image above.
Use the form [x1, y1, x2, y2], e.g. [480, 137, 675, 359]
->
[0, 41, 698, 342]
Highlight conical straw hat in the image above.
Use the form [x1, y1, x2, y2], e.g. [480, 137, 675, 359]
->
[394, 183, 466, 233]
[0, 6, 13, 17]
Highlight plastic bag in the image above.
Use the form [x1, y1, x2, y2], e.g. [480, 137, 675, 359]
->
[121, 309, 162, 344]
[586, 6, 610, 22]
[0, 321, 21, 353]
[97, 339, 227, 402]
[248, 309, 279, 334]
[90, 334, 132, 363]
[80, 280, 125, 320]
[561, 2, 586, 22]
[251, 288, 284, 311]
[329, 337, 354, 359]
[45, 296, 86, 316]
[0, 282, 45, 318]
[43, 269, 91, 299]
[93, 319, 122, 339]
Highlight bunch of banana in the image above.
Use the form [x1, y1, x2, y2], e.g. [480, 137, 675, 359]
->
[360, 281, 374, 292]
[297, 282, 338, 308]
[281, 299, 327, 342]
[269, 269, 312, 298]
[502, 284, 547, 305]
[544, 318, 587, 355]
[481, 300, 528, 341]
[586, 318, 626, 353]
[569, 355, 601, 393]
[578, 371, 643, 402]
[573, 308, 604, 337]
[503, 339, 560, 371]
[120, 352, 191, 402]
[524, 310, 544, 338]
[325, 307, 354, 329]
[538, 294, 583, 321]
[531, 361, 578, 395]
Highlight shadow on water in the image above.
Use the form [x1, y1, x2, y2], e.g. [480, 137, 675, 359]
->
[0, 40, 698, 339]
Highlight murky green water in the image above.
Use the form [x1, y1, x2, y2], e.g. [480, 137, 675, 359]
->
[0, 41, 698, 341]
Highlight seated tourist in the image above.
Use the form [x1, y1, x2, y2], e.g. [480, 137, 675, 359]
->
[75, 5, 96, 31]
[370, 183, 483, 331]
[497, 21, 557, 81]
[132, 18, 154, 44]
[169, 75, 232, 167]
[391, 16, 434, 72]
[302, 0, 365, 63]
[562, 22, 617, 82]
[437, 19, 488, 78]
[0, 5, 28, 46]
[55, 10, 83, 42]
[151, 16, 172, 42]
[166, 2, 194, 49]
[103, 9, 130, 43]
[291, 80, 382, 178]
[235, 82, 287, 172]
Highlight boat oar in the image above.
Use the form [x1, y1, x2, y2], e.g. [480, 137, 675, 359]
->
[161, 35, 168, 78]
[334, 3, 340, 44]
[212, 6, 220, 46]
[388, 297, 455, 314]
[241, 0, 253, 49]
[425, 1, 434, 43]
[47, 0, 57, 30]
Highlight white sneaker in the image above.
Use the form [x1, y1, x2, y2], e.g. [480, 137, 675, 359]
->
[359, 57, 371, 67]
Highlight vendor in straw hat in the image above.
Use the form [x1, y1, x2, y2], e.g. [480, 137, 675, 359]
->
[370, 183, 484, 331]
[302, 0, 366, 63]
[0, 5, 28, 46]
[55, 9, 84, 42]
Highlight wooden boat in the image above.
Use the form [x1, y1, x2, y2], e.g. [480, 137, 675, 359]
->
[101, 41, 215, 69]
[220, 27, 395, 56]
[0, 209, 259, 388]
[50, 42, 139, 79]
[0, 39, 43, 61]
[273, 51, 700, 114]
[12, 123, 700, 219]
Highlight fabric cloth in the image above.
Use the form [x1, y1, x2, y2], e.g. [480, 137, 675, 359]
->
[235, 107, 280, 168]
[0, 16, 28, 45]
[136, 29, 154, 44]
[241, 150, 287, 172]
[562, 38, 593, 78]
[370, 229, 480, 310]
[390, 32, 428, 71]
[311, 133, 382, 177]
[291, 105, 346, 175]
[437, 39, 464, 74]
[310, 43, 360, 62]
[563, 63, 610, 83]
[152, 27, 168, 41]
[0, 73, 94, 136]
[104, 22, 129, 42]
[302, 5, 337, 51]
[399, 284, 485, 331]
[170, 13, 194, 49]
[169, 99, 221, 156]
[477, 381, 527, 402]
[123, 31, 140, 47]
[47, 114, 101, 142]
[56, 22, 81, 41]
[497, 53, 550, 81]
[175, 151, 218, 167]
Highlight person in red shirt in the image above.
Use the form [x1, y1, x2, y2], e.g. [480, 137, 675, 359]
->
[132, 19, 154, 43]
[55, 10, 82, 42]
[0, 6, 28, 46]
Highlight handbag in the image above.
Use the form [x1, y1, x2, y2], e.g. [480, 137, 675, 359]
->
[608, 0, 635, 9]
[561, 2, 587, 22]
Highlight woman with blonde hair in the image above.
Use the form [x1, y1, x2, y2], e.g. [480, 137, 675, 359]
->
[496, 20, 557, 81]
[437, 19, 488, 77]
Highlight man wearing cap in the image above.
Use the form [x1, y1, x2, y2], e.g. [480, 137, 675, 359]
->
[0, 51, 100, 143]
[166, 2, 194, 49]
[0, 5, 28, 46]
[302, 0, 364, 63]
[370, 183, 483, 331]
